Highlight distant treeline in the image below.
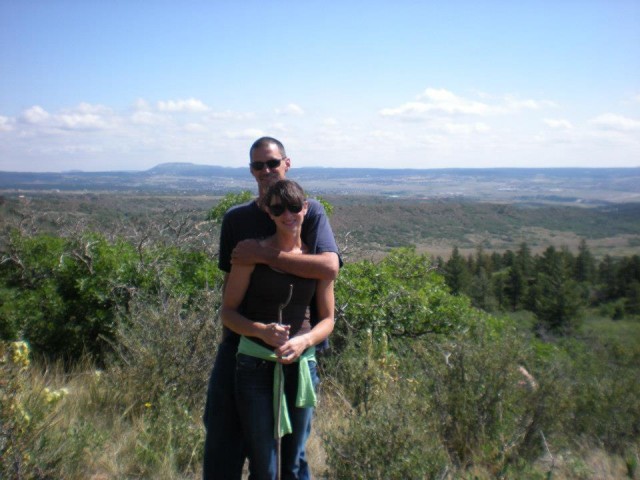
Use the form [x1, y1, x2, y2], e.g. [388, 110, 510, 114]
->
[439, 240, 640, 332]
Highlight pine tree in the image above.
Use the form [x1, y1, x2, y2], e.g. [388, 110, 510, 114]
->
[531, 246, 584, 335]
[445, 247, 471, 296]
[575, 239, 596, 283]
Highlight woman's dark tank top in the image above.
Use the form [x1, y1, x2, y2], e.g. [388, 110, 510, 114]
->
[239, 264, 316, 350]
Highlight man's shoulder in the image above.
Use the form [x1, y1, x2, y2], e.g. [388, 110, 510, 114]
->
[223, 200, 259, 221]
[305, 198, 326, 217]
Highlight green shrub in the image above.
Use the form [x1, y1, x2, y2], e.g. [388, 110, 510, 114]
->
[206, 191, 253, 223]
[108, 288, 223, 413]
[0, 341, 97, 480]
[562, 322, 640, 452]
[323, 332, 448, 479]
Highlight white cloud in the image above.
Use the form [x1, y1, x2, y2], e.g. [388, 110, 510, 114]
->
[17, 104, 117, 131]
[380, 88, 554, 120]
[591, 113, 640, 131]
[416, 88, 494, 115]
[368, 130, 404, 142]
[503, 95, 556, 111]
[184, 123, 207, 132]
[2, 94, 638, 171]
[130, 110, 167, 126]
[74, 102, 112, 115]
[206, 110, 255, 121]
[157, 98, 209, 112]
[224, 128, 266, 139]
[133, 98, 152, 111]
[440, 122, 490, 134]
[57, 113, 109, 130]
[0, 116, 14, 132]
[544, 118, 573, 129]
[276, 103, 305, 116]
[21, 106, 50, 124]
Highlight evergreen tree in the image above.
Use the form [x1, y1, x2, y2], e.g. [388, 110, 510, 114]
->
[531, 246, 584, 335]
[468, 266, 497, 311]
[625, 281, 640, 315]
[618, 255, 640, 296]
[598, 255, 619, 301]
[505, 263, 527, 310]
[490, 251, 503, 271]
[445, 247, 471, 296]
[575, 239, 596, 283]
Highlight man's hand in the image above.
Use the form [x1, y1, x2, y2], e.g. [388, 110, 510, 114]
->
[231, 239, 270, 266]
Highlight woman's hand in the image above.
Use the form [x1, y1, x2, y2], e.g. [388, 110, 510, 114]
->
[275, 334, 311, 364]
[259, 323, 290, 348]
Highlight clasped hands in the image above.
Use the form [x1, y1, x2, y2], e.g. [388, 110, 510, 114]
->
[260, 323, 307, 364]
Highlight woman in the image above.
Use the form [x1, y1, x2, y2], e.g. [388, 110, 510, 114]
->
[220, 179, 335, 480]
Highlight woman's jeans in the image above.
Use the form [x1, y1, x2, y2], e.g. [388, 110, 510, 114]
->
[235, 353, 319, 480]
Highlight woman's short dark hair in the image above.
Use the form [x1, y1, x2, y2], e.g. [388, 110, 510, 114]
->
[265, 179, 306, 207]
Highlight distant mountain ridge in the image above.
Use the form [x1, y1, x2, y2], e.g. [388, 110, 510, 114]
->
[1, 163, 639, 204]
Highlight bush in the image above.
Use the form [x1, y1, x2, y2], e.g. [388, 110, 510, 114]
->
[108, 288, 223, 413]
[0, 341, 95, 480]
[323, 332, 448, 479]
[0, 230, 221, 363]
[562, 322, 640, 452]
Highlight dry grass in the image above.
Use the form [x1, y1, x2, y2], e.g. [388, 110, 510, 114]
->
[5, 356, 639, 479]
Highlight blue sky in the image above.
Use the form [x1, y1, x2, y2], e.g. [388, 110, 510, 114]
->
[1, 1, 639, 172]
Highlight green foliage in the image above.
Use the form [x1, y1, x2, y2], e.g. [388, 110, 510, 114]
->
[334, 247, 469, 343]
[2, 195, 640, 478]
[530, 247, 584, 335]
[437, 241, 640, 334]
[445, 246, 471, 295]
[206, 190, 253, 223]
[314, 196, 334, 217]
[1, 341, 95, 480]
[108, 288, 222, 411]
[324, 331, 448, 478]
[131, 393, 203, 476]
[323, 310, 579, 477]
[324, 380, 447, 479]
[562, 319, 640, 452]
[0, 230, 222, 362]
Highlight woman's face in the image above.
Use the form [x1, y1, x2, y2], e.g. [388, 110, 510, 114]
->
[268, 197, 308, 233]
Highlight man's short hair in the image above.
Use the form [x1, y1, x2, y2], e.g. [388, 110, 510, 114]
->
[249, 137, 286, 159]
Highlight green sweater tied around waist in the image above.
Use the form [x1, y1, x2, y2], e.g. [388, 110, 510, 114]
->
[238, 336, 317, 438]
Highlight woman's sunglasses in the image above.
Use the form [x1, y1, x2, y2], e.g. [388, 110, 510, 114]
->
[268, 203, 303, 217]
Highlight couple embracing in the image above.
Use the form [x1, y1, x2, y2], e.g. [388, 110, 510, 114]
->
[203, 137, 341, 480]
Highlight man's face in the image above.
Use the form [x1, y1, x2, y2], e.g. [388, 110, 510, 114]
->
[250, 142, 290, 195]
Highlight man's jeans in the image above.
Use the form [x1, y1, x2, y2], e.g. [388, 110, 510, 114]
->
[202, 339, 314, 479]
[235, 353, 319, 480]
[202, 339, 245, 480]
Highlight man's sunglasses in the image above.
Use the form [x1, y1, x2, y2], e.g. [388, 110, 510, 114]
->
[268, 203, 303, 217]
[250, 159, 282, 170]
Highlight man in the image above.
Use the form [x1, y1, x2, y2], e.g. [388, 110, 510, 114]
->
[203, 137, 340, 479]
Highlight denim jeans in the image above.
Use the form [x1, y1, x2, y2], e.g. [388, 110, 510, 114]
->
[235, 353, 319, 480]
[202, 340, 313, 480]
[202, 339, 245, 480]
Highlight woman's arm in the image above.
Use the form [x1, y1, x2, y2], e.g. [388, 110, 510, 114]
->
[275, 278, 335, 364]
[220, 264, 290, 348]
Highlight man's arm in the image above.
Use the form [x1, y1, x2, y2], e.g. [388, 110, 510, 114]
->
[231, 241, 339, 280]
